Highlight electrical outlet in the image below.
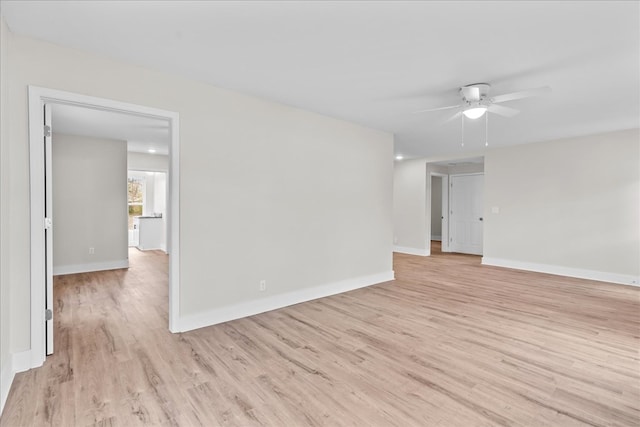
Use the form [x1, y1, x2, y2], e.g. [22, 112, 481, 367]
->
[89, 247, 95, 255]
[259, 280, 266, 291]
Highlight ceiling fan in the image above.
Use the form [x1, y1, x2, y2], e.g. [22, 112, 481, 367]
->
[414, 83, 551, 122]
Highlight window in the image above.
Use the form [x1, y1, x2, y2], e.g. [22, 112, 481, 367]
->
[127, 175, 144, 230]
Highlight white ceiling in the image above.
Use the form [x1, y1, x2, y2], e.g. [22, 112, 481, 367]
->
[2, 1, 638, 159]
[51, 104, 170, 155]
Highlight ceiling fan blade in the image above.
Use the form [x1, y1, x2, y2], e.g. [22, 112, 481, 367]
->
[492, 86, 551, 103]
[461, 86, 481, 101]
[488, 104, 520, 117]
[412, 104, 461, 114]
[443, 111, 463, 124]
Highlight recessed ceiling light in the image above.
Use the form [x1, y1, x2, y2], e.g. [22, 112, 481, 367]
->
[148, 148, 156, 153]
[395, 155, 404, 161]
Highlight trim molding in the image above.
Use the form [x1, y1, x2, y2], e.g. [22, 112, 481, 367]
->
[393, 246, 429, 256]
[1, 350, 32, 415]
[11, 350, 32, 374]
[28, 85, 181, 365]
[481, 257, 640, 287]
[0, 359, 13, 416]
[53, 259, 129, 276]
[175, 270, 395, 333]
[431, 236, 442, 241]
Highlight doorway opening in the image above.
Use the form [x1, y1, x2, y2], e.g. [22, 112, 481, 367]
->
[128, 170, 167, 250]
[28, 86, 180, 368]
[430, 176, 443, 243]
[428, 171, 449, 256]
[427, 157, 484, 257]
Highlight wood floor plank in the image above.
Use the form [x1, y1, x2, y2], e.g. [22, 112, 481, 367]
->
[1, 243, 639, 426]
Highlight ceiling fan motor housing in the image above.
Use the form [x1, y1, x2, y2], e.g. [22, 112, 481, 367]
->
[460, 83, 491, 103]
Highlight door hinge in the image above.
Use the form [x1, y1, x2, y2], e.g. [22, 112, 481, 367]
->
[44, 217, 52, 230]
[45, 309, 53, 321]
[44, 125, 51, 138]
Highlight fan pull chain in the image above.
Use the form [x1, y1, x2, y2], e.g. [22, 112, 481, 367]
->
[485, 112, 489, 147]
[461, 114, 465, 147]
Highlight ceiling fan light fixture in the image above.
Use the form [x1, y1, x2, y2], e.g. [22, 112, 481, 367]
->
[463, 106, 487, 120]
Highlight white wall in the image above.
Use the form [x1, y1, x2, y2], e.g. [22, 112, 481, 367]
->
[483, 129, 640, 284]
[0, 17, 13, 413]
[143, 172, 155, 215]
[448, 163, 484, 175]
[52, 133, 128, 274]
[1, 28, 393, 361]
[153, 172, 166, 216]
[393, 159, 428, 255]
[153, 172, 167, 251]
[393, 130, 639, 285]
[127, 151, 168, 171]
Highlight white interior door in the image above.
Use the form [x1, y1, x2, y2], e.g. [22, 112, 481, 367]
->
[44, 104, 54, 355]
[450, 174, 484, 255]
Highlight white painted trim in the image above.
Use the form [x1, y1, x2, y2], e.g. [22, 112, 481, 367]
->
[28, 86, 181, 370]
[429, 171, 450, 253]
[393, 246, 429, 256]
[168, 115, 180, 333]
[175, 271, 395, 333]
[28, 87, 46, 368]
[11, 350, 32, 374]
[0, 358, 14, 415]
[481, 257, 640, 287]
[441, 174, 450, 252]
[0, 350, 33, 415]
[431, 235, 442, 241]
[53, 259, 129, 276]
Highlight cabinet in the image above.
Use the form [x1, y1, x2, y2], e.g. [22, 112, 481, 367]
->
[133, 216, 163, 250]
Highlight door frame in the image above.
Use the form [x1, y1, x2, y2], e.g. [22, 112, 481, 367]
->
[428, 172, 449, 255]
[27, 86, 181, 368]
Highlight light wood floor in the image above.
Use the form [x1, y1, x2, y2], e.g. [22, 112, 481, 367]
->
[1, 244, 639, 426]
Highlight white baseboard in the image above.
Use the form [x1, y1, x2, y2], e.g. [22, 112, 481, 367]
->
[53, 259, 129, 276]
[1, 349, 31, 416]
[431, 236, 442, 241]
[11, 350, 32, 373]
[481, 257, 640, 287]
[0, 358, 13, 416]
[175, 270, 395, 333]
[393, 246, 429, 256]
